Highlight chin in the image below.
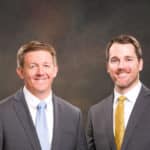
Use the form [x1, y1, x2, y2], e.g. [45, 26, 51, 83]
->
[116, 82, 129, 89]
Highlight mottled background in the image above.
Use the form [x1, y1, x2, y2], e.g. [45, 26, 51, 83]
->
[0, 0, 150, 121]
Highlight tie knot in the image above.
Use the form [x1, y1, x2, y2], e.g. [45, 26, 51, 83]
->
[118, 96, 126, 102]
[37, 102, 47, 110]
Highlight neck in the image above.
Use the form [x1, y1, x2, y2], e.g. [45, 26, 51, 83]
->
[115, 80, 140, 95]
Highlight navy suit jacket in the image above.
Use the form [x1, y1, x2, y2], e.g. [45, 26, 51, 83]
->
[87, 84, 150, 150]
[0, 88, 87, 150]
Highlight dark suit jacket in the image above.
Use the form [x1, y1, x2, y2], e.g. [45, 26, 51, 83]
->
[0, 88, 87, 150]
[87, 84, 150, 150]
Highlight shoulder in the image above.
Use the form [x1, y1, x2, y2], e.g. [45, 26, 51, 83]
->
[141, 84, 150, 94]
[0, 89, 24, 109]
[53, 94, 81, 114]
[89, 94, 113, 114]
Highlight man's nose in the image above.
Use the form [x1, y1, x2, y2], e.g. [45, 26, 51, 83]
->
[37, 66, 44, 74]
[118, 60, 126, 68]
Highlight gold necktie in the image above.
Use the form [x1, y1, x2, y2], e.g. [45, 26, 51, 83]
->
[115, 96, 126, 150]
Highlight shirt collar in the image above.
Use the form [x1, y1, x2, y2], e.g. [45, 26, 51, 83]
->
[114, 81, 142, 104]
[23, 86, 53, 109]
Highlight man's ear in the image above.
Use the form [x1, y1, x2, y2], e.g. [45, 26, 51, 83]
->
[139, 58, 143, 72]
[106, 62, 110, 73]
[16, 67, 24, 79]
[53, 65, 58, 78]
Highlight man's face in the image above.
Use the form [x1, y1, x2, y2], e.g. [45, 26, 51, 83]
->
[17, 50, 58, 99]
[107, 43, 143, 93]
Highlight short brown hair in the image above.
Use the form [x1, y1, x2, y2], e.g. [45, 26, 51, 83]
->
[17, 41, 57, 67]
[106, 34, 143, 61]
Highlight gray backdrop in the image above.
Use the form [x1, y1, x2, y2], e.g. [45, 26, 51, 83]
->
[0, 0, 150, 121]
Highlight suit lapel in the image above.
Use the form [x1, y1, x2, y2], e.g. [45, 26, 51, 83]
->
[105, 94, 117, 150]
[51, 95, 61, 150]
[13, 89, 41, 150]
[122, 85, 150, 150]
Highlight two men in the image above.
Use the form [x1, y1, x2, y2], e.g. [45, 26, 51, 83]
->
[0, 34, 149, 150]
[87, 34, 150, 150]
[0, 41, 87, 150]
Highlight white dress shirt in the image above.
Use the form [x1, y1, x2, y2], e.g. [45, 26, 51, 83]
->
[113, 81, 142, 133]
[23, 86, 54, 148]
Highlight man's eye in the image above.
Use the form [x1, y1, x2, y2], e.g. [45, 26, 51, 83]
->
[29, 64, 37, 68]
[126, 58, 133, 61]
[110, 59, 119, 63]
[44, 64, 50, 68]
